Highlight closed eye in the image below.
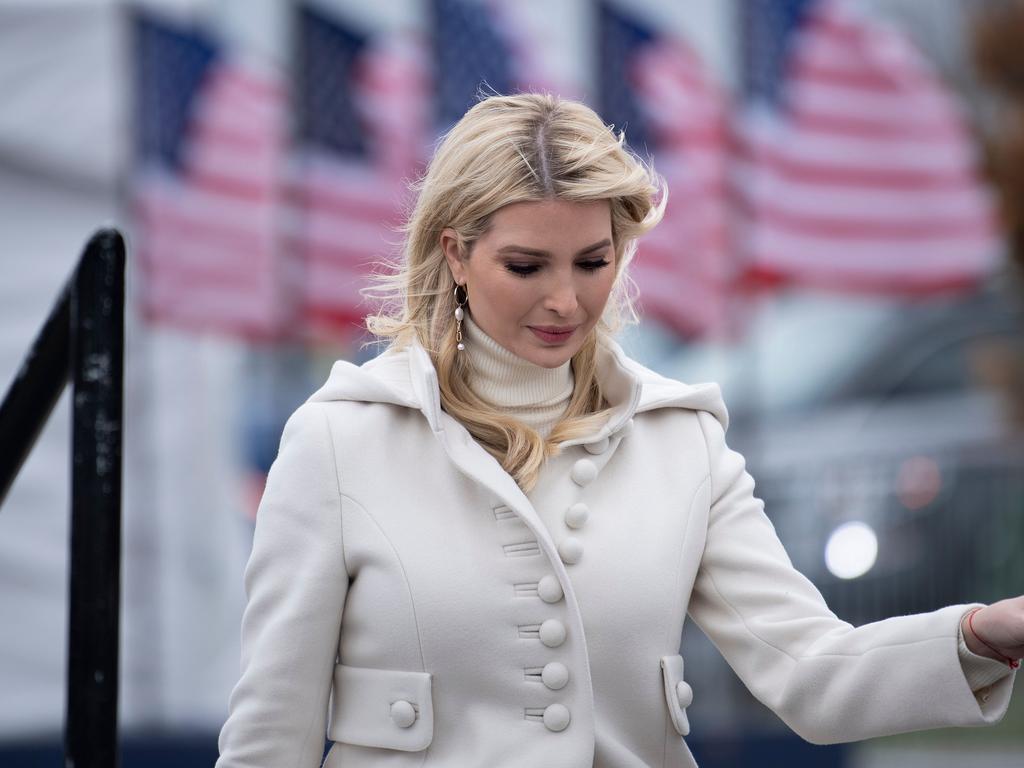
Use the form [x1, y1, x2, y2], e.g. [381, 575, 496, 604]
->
[504, 259, 611, 277]
[505, 263, 541, 276]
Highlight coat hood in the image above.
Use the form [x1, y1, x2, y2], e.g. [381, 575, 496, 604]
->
[307, 335, 729, 443]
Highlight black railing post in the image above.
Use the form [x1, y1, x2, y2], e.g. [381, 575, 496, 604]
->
[0, 228, 126, 766]
[0, 279, 71, 503]
[65, 229, 125, 768]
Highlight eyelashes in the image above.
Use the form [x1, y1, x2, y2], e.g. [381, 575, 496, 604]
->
[504, 259, 611, 277]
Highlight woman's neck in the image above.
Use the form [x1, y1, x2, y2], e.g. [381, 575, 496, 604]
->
[462, 314, 574, 437]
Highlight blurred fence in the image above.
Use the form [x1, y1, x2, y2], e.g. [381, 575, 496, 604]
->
[760, 443, 1024, 625]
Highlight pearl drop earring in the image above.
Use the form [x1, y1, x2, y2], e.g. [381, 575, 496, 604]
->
[453, 283, 468, 351]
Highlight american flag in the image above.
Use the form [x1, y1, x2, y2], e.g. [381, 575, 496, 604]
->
[433, 0, 515, 126]
[734, 0, 1000, 292]
[131, 11, 289, 338]
[287, 4, 429, 337]
[433, 0, 580, 127]
[598, 2, 734, 339]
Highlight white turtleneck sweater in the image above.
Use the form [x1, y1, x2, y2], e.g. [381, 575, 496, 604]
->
[458, 314, 1010, 697]
[461, 313, 574, 438]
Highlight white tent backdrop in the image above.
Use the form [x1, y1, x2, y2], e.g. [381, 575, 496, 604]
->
[0, 0, 250, 735]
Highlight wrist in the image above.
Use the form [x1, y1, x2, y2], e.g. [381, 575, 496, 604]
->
[961, 609, 1005, 662]
[962, 607, 1022, 669]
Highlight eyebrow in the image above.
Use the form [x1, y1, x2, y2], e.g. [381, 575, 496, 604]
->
[495, 238, 612, 258]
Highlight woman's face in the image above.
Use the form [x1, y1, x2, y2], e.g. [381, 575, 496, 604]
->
[441, 198, 616, 369]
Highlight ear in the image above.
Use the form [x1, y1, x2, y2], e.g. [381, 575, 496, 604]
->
[440, 228, 468, 285]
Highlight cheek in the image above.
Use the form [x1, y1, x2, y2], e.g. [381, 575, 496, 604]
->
[493, 275, 536, 304]
[584, 271, 617, 309]
[472, 273, 534, 317]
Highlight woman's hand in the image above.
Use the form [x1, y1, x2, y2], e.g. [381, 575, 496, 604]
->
[961, 596, 1024, 665]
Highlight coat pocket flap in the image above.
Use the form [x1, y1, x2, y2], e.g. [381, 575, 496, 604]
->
[328, 663, 434, 751]
[660, 654, 692, 737]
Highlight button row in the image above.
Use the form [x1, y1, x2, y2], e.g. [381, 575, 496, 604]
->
[535, 444, 607, 733]
[518, 428, 638, 736]
[511, 433, 633, 736]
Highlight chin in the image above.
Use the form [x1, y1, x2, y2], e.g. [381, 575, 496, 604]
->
[533, 357, 571, 369]
[526, 344, 577, 369]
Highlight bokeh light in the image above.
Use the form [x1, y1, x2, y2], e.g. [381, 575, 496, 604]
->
[825, 521, 879, 580]
[896, 455, 942, 510]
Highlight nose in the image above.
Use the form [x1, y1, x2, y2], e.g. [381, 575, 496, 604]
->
[544, 275, 579, 317]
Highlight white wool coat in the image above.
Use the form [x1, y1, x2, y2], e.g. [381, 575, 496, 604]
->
[216, 335, 1015, 768]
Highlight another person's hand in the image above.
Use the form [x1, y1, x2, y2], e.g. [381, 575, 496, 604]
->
[961, 596, 1024, 666]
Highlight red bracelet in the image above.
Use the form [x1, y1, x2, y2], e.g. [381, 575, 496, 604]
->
[966, 608, 1021, 670]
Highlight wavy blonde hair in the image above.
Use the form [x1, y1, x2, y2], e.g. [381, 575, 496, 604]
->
[364, 93, 666, 491]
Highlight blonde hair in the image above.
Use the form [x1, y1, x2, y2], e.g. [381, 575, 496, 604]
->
[364, 93, 666, 491]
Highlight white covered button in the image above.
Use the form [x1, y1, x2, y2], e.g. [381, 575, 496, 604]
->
[676, 680, 693, 708]
[565, 502, 589, 529]
[619, 418, 635, 437]
[558, 536, 583, 564]
[570, 458, 597, 486]
[584, 436, 609, 454]
[542, 662, 570, 690]
[537, 575, 563, 603]
[390, 699, 417, 728]
[543, 703, 571, 732]
[539, 619, 566, 647]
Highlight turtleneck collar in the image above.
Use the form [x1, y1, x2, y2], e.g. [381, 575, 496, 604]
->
[462, 313, 574, 436]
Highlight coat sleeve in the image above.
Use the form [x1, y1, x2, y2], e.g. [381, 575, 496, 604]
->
[686, 409, 1016, 745]
[216, 403, 348, 767]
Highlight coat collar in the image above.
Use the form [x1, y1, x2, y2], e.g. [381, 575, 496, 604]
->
[306, 333, 729, 438]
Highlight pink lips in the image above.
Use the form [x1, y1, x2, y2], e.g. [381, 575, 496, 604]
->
[529, 325, 577, 344]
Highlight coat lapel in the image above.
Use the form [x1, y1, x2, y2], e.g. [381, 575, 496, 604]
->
[405, 339, 556, 548]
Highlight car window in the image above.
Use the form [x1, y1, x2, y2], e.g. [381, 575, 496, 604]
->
[642, 288, 1022, 415]
[656, 293, 901, 414]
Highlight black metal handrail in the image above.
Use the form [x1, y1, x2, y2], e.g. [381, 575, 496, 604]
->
[0, 228, 125, 768]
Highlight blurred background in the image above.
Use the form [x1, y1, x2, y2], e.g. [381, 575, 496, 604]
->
[1, 0, 1022, 765]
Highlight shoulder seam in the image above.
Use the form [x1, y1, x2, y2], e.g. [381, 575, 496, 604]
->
[694, 410, 714, 490]
[315, 403, 349, 581]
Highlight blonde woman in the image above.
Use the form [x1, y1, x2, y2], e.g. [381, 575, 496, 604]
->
[216, 93, 1021, 768]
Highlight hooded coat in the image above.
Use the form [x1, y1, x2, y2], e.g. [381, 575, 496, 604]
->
[216, 335, 1015, 768]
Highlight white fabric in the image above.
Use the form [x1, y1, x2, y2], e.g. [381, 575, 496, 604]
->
[461, 312, 573, 437]
[216, 334, 1016, 767]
